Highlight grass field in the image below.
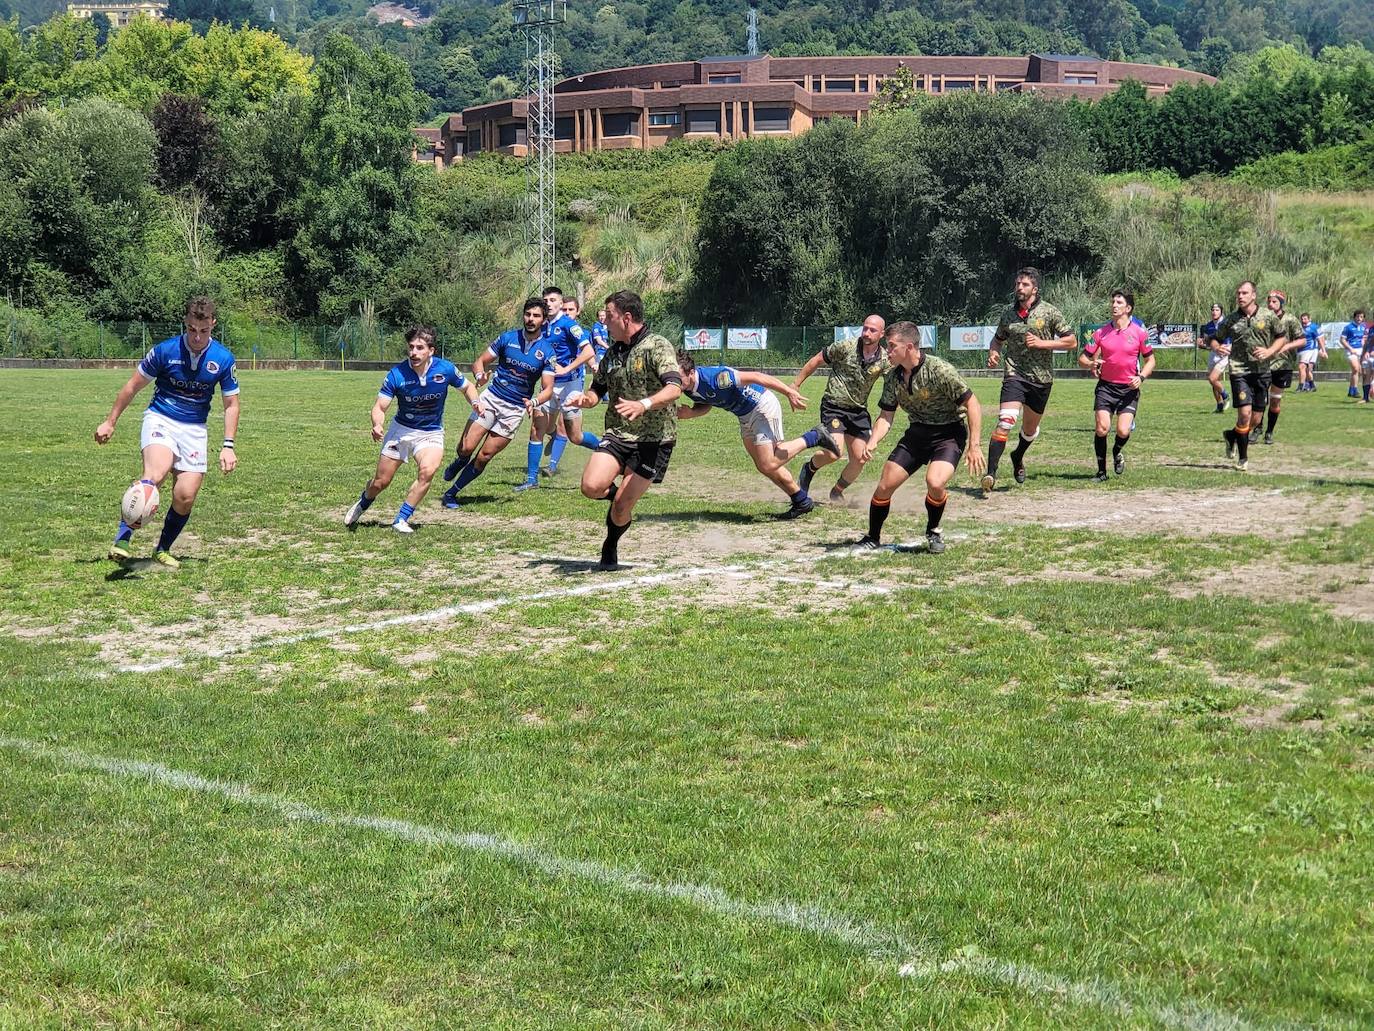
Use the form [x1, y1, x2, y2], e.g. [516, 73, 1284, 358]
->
[1, 368, 1372, 1029]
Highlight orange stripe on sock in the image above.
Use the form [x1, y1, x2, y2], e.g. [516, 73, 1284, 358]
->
[925, 493, 946, 508]
[871, 497, 891, 507]
[991, 431, 1008, 442]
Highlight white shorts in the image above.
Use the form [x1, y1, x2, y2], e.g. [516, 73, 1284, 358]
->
[738, 390, 785, 447]
[381, 420, 444, 463]
[471, 388, 528, 439]
[1298, 348, 1319, 365]
[1207, 351, 1230, 374]
[1362, 352, 1374, 371]
[538, 378, 585, 417]
[141, 410, 208, 474]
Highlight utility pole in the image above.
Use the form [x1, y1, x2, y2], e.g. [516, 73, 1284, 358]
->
[747, 4, 759, 56]
[512, 1, 565, 294]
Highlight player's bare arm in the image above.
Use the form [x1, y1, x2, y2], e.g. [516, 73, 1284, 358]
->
[528, 371, 555, 412]
[472, 349, 494, 385]
[677, 402, 713, 421]
[738, 371, 807, 410]
[615, 382, 682, 422]
[94, 371, 154, 443]
[370, 394, 391, 441]
[1027, 331, 1078, 351]
[555, 343, 596, 378]
[793, 351, 825, 388]
[859, 409, 896, 463]
[987, 339, 1003, 368]
[220, 393, 240, 474]
[964, 394, 986, 476]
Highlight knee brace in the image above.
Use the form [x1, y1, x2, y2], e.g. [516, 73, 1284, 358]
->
[1019, 426, 1040, 443]
[1269, 390, 1283, 410]
[993, 408, 1018, 441]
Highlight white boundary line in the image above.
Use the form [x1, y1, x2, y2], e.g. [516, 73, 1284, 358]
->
[0, 735, 1274, 1031]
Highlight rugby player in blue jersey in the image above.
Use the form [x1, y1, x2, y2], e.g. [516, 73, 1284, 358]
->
[1339, 311, 1367, 400]
[345, 326, 480, 533]
[536, 293, 603, 479]
[590, 307, 610, 370]
[1296, 314, 1326, 393]
[519, 286, 597, 489]
[94, 296, 239, 568]
[676, 351, 836, 519]
[439, 298, 557, 508]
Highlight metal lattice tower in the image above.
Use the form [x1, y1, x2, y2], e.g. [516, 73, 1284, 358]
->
[746, 6, 759, 56]
[513, 1, 565, 293]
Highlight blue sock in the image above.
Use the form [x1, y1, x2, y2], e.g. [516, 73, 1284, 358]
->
[157, 507, 189, 552]
[115, 520, 134, 543]
[580, 430, 601, 450]
[548, 434, 569, 469]
[395, 502, 415, 523]
[452, 460, 484, 493]
[355, 489, 375, 513]
[802, 428, 820, 448]
[1365, 383, 1371, 402]
[790, 489, 807, 503]
[525, 442, 543, 482]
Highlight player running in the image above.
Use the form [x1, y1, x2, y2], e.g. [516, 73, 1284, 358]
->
[855, 322, 984, 554]
[676, 351, 835, 519]
[1260, 290, 1305, 444]
[439, 299, 556, 508]
[1216, 281, 1288, 471]
[1200, 303, 1230, 412]
[344, 326, 479, 533]
[94, 296, 239, 568]
[1296, 313, 1327, 393]
[792, 314, 891, 504]
[981, 267, 1077, 496]
[1339, 311, 1367, 400]
[573, 290, 683, 569]
[590, 307, 610, 371]
[1079, 291, 1155, 481]
[539, 294, 603, 479]
[520, 286, 595, 489]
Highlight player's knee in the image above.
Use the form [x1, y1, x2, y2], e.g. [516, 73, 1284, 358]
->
[372, 470, 394, 489]
[580, 480, 604, 500]
[994, 408, 1018, 438]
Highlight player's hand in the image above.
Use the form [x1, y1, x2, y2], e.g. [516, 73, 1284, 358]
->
[472, 401, 487, 419]
[1025, 334, 1045, 349]
[782, 387, 807, 411]
[855, 442, 873, 464]
[966, 448, 987, 477]
[1092, 359, 1104, 379]
[94, 420, 115, 444]
[615, 398, 647, 421]
[987, 351, 1001, 369]
[572, 392, 598, 409]
[220, 447, 237, 474]
[553, 364, 569, 377]
[1130, 374, 1143, 389]
[475, 370, 490, 386]
[371, 422, 385, 441]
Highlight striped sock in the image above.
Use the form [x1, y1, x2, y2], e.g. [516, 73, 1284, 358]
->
[867, 496, 891, 542]
[924, 492, 946, 533]
[396, 502, 415, 524]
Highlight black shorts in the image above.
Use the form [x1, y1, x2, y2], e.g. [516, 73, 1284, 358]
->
[1270, 369, 1293, 389]
[819, 400, 873, 441]
[888, 421, 967, 474]
[1093, 380, 1141, 415]
[999, 375, 1053, 414]
[597, 434, 675, 483]
[1229, 371, 1271, 410]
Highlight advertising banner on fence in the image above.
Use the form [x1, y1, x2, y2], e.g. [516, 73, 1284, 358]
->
[950, 325, 996, 350]
[1154, 324, 1198, 349]
[834, 326, 862, 344]
[837, 325, 937, 347]
[918, 325, 938, 350]
[683, 327, 723, 351]
[1320, 323, 1346, 348]
[727, 327, 768, 350]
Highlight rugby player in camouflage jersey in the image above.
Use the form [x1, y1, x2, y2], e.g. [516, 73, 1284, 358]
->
[855, 322, 985, 554]
[792, 314, 890, 504]
[1215, 281, 1290, 470]
[1260, 290, 1306, 445]
[574, 290, 684, 569]
[981, 267, 1077, 497]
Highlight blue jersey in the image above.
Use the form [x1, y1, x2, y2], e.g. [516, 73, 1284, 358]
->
[591, 321, 610, 362]
[1301, 324, 1322, 351]
[380, 357, 467, 432]
[687, 365, 763, 418]
[487, 330, 557, 406]
[1202, 319, 1229, 345]
[542, 313, 590, 383]
[1342, 321, 1370, 352]
[138, 335, 239, 426]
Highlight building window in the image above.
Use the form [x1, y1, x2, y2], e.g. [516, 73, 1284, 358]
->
[944, 79, 974, 91]
[823, 78, 856, 92]
[707, 73, 742, 84]
[649, 110, 681, 127]
[1064, 73, 1099, 85]
[725, 106, 734, 134]
[555, 116, 575, 141]
[466, 129, 481, 153]
[771, 76, 806, 87]
[498, 123, 526, 147]
[602, 112, 640, 137]
[858, 79, 869, 92]
[685, 109, 720, 133]
[996, 79, 1021, 91]
[752, 106, 790, 132]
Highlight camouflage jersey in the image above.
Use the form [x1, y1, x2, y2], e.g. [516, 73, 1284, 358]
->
[821, 339, 891, 411]
[877, 353, 974, 426]
[590, 326, 680, 443]
[1216, 306, 1284, 376]
[993, 297, 1075, 385]
[1268, 310, 1304, 372]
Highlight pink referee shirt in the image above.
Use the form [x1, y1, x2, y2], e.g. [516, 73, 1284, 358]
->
[1086, 322, 1153, 385]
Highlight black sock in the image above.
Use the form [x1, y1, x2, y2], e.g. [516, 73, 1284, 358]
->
[834, 474, 853, 492]
[987, 437, 1007, 475]
[867, 498, 891, 542]
[1010, 432, 1034, 466]
[1094, 434, 1108, 472]
[1237, 432, 1249, 462]
[1113, 433, 1129, 456]
[601, 507, 631, 565]
[924, 493, 946, 533]
[603, 480, 618, 503]
[1266, 409, 1279, 434]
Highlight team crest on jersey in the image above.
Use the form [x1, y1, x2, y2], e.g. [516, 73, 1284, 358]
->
[830, 417, 843, 430]
[1033, 319, 1045, 332]
[634, 356, 646, 373]
[918, 388, 930, 400]
[434, 374, 446, 384]
[206, 360, 220, 374]
[715, 370, 731, 389]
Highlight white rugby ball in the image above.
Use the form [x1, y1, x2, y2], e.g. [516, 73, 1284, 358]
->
[121, 480, 160, 529]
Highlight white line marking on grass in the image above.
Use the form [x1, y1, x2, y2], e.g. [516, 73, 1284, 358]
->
[0, 735, 1278, 1031]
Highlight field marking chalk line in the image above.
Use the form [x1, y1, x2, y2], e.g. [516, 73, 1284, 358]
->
[0, 735, 1285, 1031]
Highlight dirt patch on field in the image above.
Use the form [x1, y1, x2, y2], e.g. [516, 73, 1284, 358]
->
[1173, 559, 1374, 622]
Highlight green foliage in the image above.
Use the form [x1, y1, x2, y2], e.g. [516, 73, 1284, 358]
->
[1232, 134, 1374, 189]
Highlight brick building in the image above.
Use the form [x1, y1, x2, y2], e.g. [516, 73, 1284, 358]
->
[430, 53, 1213, 165]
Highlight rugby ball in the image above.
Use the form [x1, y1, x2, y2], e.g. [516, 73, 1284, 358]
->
[121, 480, 160, 529]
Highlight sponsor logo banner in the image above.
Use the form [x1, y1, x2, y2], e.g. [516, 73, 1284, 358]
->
[726, 327, 768, 350]
[684, 328, 723, 351]
[950, 325, 996, 350]
[1154, 324, 1198, 349]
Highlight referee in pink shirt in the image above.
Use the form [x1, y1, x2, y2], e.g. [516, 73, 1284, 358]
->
[1080, 291, 1156, 482]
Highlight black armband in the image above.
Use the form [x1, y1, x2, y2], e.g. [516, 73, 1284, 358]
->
[659, 372, 683, 388]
